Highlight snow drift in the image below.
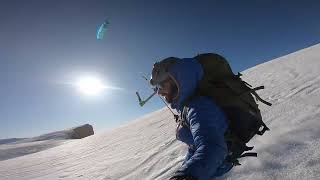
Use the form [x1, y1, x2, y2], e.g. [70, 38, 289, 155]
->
[0, 124, 94, 161]
[1, 44, 320, 180]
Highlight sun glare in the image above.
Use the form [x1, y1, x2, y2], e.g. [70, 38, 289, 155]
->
[75, 76, 107, 96]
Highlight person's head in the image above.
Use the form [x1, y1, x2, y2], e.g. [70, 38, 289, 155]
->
[150, 57, 203, 111]
[150, 58, 179, 104]
[156, 76, 178, 103]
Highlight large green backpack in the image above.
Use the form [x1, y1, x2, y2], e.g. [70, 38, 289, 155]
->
[162, 53, 272, 166]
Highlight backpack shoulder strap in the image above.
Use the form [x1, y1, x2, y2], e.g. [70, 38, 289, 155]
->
[179, 106, 190, 128]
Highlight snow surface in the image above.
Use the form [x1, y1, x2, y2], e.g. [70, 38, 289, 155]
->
[1, 44, 320, 180]
[0, 126, 87, 161]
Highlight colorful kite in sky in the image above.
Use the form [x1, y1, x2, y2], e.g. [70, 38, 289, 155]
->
[97, 19, 110, 40]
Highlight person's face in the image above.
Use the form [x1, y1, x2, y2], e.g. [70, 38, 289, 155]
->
[157, 78, 177, 103]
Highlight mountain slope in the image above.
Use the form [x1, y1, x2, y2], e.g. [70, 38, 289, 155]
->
[0, 124, 93, 161]
[0, 44, 320, 180]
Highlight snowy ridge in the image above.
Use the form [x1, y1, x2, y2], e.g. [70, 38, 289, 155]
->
[1, 44, 320, 179]
[0, 129, 74, 161]
[0, 138, 26, 145]
[0, 124, 93, 161]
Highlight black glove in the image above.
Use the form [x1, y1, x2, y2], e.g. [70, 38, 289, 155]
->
[169, 174, 197, 180]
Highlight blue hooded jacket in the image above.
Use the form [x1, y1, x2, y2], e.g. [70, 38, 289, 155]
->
[167, 58, 233, 179]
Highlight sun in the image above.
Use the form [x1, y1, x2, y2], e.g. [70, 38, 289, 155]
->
[75, 76, 107, 96]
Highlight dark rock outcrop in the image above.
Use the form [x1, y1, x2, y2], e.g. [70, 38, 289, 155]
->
[70, 124, 94, 139]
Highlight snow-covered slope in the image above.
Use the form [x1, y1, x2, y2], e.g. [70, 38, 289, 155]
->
[0, 138, 26, 145]
[1, 44, 320, 180]
[0, 124, 93, 161]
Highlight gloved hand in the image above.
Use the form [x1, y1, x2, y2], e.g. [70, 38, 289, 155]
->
[169, 174, 197, 180]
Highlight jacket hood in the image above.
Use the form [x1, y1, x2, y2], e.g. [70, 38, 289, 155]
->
[168, 58, 203, 112]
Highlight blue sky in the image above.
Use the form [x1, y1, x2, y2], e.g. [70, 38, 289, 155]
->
[1, 0, 319, 138]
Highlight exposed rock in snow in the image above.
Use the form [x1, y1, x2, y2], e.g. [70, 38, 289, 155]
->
[70, 124, 94, 139]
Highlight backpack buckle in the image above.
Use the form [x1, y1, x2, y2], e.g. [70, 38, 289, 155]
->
[257, 125, 270, 135]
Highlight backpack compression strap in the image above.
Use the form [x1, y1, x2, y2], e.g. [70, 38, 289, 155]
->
[236, 73, 272, 107]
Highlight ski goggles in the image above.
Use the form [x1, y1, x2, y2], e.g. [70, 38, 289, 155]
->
[155, 78, 171, 92]
[150, 57, 178, 87]
[150, 62, 170, 88]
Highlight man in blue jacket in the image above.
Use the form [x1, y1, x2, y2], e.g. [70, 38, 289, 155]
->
[150, 57, 233, 180]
